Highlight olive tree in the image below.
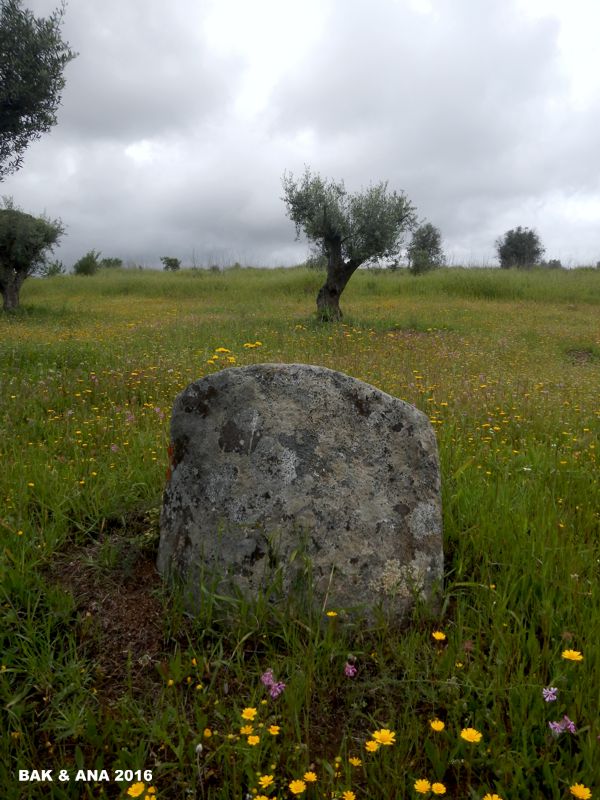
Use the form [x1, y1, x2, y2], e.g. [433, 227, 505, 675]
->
[161, 256, 181, 271]
[282, 167, 417, 320]
[495, 226, 544, 269]
[0, 0, 77, 180]
[73, 249, 101, 275]
[407, 222, 445, 274]
[0, 198, 64, 310]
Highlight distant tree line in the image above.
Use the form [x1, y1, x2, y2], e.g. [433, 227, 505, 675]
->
[282, 168, 582, 318]
[0, 4, 595, 314]
[2, 199, 594, 313]
[71, 251, 124, 275]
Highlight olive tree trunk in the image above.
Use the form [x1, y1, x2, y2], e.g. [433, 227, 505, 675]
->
[1, 270, 26, 311]
[316, 239, 360, 321]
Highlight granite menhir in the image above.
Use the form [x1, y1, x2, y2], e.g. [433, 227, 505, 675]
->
[157, 363, 443, 623]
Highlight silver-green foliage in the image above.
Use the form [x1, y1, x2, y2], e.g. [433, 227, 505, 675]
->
[282, 167, 417, 267]
[0, 0, 77, 179]
[282, 167, 417, 318]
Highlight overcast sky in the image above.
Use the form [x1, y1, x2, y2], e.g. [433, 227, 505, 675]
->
[4, 0, 600, 268]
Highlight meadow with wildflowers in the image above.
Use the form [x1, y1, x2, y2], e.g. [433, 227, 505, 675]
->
[1, 265, 599, 799]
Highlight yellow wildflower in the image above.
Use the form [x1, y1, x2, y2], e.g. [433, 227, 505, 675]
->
[127, 784, 145, 798]
[241, 707, 257, 720]
[570, 785, 592, 799]
[432, 630, 446, 641]
[372, 728, 396, 745]
[247, 735, 260, 746]
[303, 771, 317, 782]
[562, 649, 584, 662]
[432, 783, 446, 795]
[460, 727, 483, 743]
[365, 740, 379, 752]
[430, 719, 445, 731]
[414, 778, 431, 794]
[258, 775, 274, 788]
[288, 779, 306, 794]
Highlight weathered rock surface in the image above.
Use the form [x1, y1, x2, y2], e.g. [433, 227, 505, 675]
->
[157, 363, 443, 622]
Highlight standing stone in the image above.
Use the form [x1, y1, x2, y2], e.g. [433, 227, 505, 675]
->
[157, 363, 443, 623]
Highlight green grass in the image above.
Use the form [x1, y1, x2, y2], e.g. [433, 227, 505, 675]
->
[1, 266, 599, 799]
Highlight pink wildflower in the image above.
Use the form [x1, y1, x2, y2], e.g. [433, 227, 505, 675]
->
[261, 669, 275, 687]
[261, 669, 285, 698]
[344, 661, 357, 677]
[269, 681, 286, 698]
[549, 716, 577, 736]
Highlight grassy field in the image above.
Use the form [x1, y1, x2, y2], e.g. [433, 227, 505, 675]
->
[1, 266, 599, 799]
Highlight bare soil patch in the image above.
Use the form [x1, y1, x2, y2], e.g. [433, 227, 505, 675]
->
[565, 347, 597, 364]
[47, 516, 168, 703]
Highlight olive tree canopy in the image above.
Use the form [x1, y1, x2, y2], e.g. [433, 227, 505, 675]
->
[0, 0, 77, 180]
[282, 167, 417, 319]
[495, 226, 544, 269]
[0, 198, 64, 310]
[407, 222, 445, 274]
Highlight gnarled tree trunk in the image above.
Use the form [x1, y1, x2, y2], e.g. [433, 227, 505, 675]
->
[0, 269, 25, 311]
[316, 238, 360, 321]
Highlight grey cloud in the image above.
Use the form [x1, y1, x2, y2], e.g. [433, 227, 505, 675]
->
[264, 2, 590, 263]
[55, 2, 242, 142]
[3, 0, 599, 268]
